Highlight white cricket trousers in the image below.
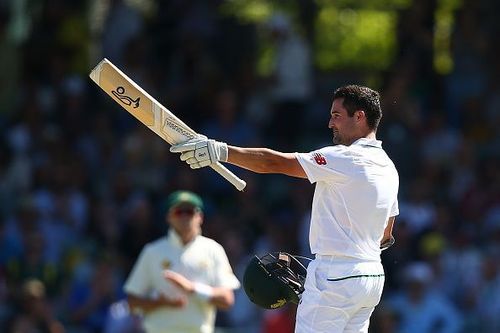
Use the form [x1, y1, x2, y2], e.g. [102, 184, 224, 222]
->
[295, 255, 385, 333]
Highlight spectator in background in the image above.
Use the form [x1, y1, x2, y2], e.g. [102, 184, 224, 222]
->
[119, 195, 161, 267]
[219, 230, 264, 333]
[202, 88, 257, 147]
[65, 253, 124, 332]
[200, 88, 259, 192]
[473, 253, 500, 332]
[264, 12, 313, 150]
[0, 197, 33, 266]
[388, 262, 463, 333]
[369, 303, 399, 333]
[398, 179, 436, 235]
[101, 0, 144, 67]
[0, 2, 21, 115]
[124, 190, 240, 333]
[104, 299, 144, 333]
[6, 279, 65, 333]
[266, 13, 313, 107]
[4, 227, 63, 298]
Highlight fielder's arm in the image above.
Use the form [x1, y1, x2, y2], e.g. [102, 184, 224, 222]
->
[127, 293, 186, 313]
[163, 270, 235, 309]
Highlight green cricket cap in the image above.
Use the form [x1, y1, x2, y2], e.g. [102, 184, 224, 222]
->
[165, 190, 204, 211]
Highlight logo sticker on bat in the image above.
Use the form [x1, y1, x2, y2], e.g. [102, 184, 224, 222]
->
[112, 86, 140, 108]
[164, 117, 196, 139]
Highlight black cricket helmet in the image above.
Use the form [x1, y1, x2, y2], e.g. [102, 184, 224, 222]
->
[243, 252, 310, 309]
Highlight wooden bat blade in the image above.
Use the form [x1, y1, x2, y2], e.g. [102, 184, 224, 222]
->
[89, 58, 195, 145]
[89, 58, 246, 191]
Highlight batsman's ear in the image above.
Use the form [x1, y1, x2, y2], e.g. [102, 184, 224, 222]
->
[355, 110, 365, 122]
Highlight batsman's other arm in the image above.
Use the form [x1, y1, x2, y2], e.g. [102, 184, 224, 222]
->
[380, 216, 396, 250]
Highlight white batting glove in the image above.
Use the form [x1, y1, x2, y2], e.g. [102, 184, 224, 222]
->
[170, 135, 228, 169]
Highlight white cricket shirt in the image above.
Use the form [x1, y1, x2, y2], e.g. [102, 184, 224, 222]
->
[124, 230, 240, 333]
[296, 138, 399, 262]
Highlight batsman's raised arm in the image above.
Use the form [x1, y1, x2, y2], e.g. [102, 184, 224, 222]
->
[170, 137, 307, 178]
[227, 146, 306, 178]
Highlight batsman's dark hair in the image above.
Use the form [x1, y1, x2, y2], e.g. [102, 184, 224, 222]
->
[334, 85, 382, 130]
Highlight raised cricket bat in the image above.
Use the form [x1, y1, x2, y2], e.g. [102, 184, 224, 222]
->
[89, 58, 246, 191]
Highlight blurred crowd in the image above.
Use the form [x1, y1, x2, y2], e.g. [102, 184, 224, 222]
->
[0, 0, 499, 332]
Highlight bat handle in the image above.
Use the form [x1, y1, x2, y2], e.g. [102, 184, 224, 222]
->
[211, 162, 246, 191]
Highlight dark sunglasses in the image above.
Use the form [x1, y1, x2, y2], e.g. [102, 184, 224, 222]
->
[171, 206, 200, 217]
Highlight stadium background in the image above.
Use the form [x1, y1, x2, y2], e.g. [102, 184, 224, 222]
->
[0, 0, 499, 332]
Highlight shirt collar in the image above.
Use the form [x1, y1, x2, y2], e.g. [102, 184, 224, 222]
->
[167, 229, 198, 248]
[352, 137, 382, 148]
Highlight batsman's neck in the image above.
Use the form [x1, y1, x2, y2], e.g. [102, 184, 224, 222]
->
[346, 131, 376, 146]
[365, 131, 376, 140]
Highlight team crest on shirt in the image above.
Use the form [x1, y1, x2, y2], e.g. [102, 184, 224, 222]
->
[161, 260, 171, 269]
[197, 260, 209, 270]
[312, 152, 327, 165]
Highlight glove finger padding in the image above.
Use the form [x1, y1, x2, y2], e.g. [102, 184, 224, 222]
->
[189, 160, 211, 169]
[190, 162, 201, 169]
[180, 151, 195, 161]
[186, 157, 199, 165]
[198, 160, 212, 168]
[170, 141, 198, 153]
[170, 135, 208, 153]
